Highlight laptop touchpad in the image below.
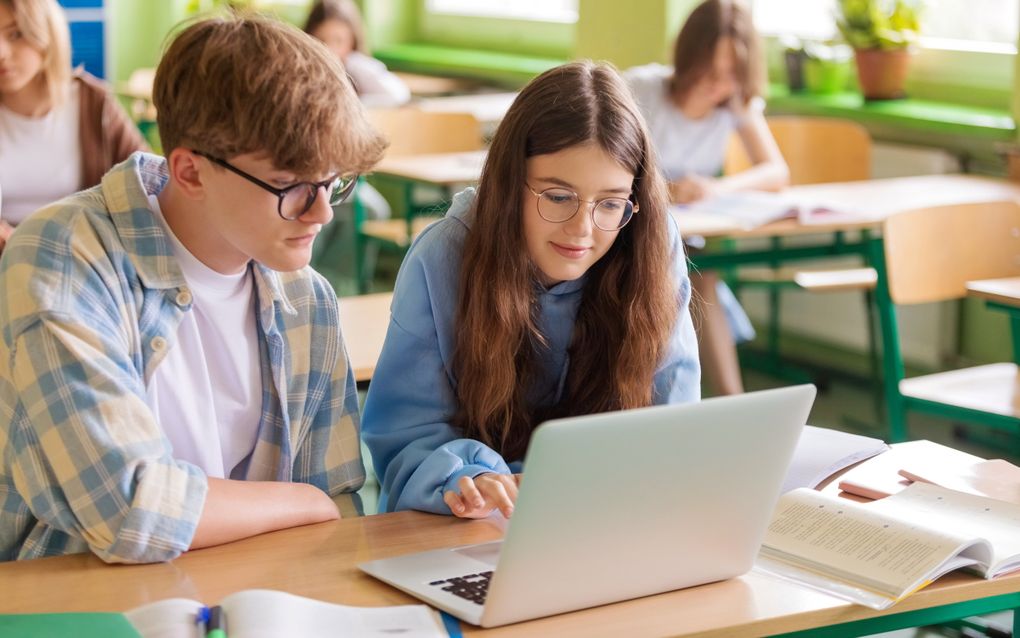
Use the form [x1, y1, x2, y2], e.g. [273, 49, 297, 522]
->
[452, 541, 502, 567]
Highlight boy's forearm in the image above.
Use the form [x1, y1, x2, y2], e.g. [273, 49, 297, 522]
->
[190, 478, 339, 550]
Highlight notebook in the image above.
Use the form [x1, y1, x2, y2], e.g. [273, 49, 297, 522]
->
[780, 425, 888, 494]
[673, 190, 855, 230]
[360, 385, 816, 627]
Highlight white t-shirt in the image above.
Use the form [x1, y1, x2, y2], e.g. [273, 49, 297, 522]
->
[0, 83, 82, 225]
[624, 63, 764, 182]
[344, 51, 411, 108]
[145, 195, 263, 479]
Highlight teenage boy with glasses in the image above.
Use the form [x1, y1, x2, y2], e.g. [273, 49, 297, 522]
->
[0, 14, 386, 563]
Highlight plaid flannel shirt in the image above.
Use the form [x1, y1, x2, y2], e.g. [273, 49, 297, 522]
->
[0, 153, 364, 563]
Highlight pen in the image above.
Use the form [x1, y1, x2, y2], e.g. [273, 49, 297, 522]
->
[194, 606, 210, 634]
[206, 605, 227, 638]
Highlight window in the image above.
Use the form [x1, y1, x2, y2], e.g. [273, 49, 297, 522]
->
[425, 0, 578, 24]
[753, 0, 1018, 52]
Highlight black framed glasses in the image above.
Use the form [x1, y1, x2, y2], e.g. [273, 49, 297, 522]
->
[194, 150, 358, 220]
[526, 184, 638, 231]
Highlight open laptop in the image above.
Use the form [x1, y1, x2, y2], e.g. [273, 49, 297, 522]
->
[359, 384, 816, 628]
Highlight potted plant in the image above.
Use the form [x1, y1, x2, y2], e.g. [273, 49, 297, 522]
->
[836, 0, 922, 100]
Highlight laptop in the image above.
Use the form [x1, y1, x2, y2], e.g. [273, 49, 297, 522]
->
[359, 384, 816, 628]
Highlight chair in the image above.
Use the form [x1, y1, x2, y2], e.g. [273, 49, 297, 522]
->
[725, 117, 876, 389]
[873, 200, 1020, 442]
[356, 108, 483, 291]
[725, 115, 871, 184]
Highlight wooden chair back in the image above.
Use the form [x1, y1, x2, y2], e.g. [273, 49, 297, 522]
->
[884, 200, 1020, 305]
[725, 116, 871, 185]
[367, 108, 483, 158]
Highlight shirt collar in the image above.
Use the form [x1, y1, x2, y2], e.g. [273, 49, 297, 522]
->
[102, 152, 296, 318]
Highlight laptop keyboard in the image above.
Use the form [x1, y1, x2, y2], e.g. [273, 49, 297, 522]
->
[428, 571, 493, 605]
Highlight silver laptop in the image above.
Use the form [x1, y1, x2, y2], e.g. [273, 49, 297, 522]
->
[359, 384, 816, 628]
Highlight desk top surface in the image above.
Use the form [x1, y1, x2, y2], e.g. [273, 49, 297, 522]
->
[338, 292, 393, 383]
[367, 164, 1020, 239]
[4, 508, 1020, 637]
[968, 277, 1020, 309]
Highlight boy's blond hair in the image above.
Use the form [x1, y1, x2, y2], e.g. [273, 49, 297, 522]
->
[153, 14, 386, 177]
[3, 0, 72, 107]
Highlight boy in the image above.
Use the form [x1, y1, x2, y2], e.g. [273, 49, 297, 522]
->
[0, 14, 386, 562]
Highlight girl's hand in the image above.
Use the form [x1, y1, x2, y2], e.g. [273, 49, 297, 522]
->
[444, 473, 522, 519]
[670, 175, 717, 204]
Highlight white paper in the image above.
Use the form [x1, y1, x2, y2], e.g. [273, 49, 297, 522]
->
[781, 425, 888, 493]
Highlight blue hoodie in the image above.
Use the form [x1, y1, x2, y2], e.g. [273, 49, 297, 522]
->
[361, 188, 700, 514]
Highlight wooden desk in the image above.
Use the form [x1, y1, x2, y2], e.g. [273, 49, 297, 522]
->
[338, 292, 393, 383]
[417, 92, 518, 128]
[3, 511, 1019, 637]
[968, 277, 1020, 364]
[394, 72, 479, 97]
[373, 150, 487, 187]
[968, 277, 1020, 309]
[676, 174, 1020, 239]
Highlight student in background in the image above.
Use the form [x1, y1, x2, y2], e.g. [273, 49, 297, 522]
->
[303, 0, 410, 108]
[625, 0, 788, 396]
[0, 14, 386, 562]
[362, 61, 700, 519]
[0, 0, 146, 242]
[304, 0, 402, 222]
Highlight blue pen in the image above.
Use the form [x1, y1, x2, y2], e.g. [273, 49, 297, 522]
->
[195, 606, 210, 635]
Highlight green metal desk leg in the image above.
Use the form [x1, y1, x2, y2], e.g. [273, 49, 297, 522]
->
[869, 235, 909, 443]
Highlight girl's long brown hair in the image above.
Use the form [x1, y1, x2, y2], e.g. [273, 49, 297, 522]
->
[671, 0, 764, 108]
[451, 61, 680, 462]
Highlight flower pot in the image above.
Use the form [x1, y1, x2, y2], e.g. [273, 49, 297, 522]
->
[803, 58, 851, 94]
[853, 48, 912, 100]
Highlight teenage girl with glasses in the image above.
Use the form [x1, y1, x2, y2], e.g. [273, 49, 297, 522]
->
[362, 61, 700, 519]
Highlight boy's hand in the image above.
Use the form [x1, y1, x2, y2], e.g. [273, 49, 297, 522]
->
[444, 473, 522, 519]
[0, 221, 13, 252]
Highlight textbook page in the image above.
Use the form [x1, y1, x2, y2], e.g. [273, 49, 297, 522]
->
[781, 425, 888, 493]
[222, 589, 446, 638]
[676, 191, 798, 229]
[123, 590, 446, 638]
[123, 599, 203, 638]
[758, 488, 987, 609]
[868, 482, 1020, 577]
[898, 459, 1020, 505]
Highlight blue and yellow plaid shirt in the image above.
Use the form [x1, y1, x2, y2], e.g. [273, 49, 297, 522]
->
[0, 153, 364, 563]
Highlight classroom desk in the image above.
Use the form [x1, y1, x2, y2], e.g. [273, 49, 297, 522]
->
[370, 158, 1020, 242]
[968, 277, 1020, 365]
[3, 509, 1019, 637]
[373, 150, 487, 187]
[394, 71, 480, 97]
[416, 92, 518, 129]
[338, 292, 393, 383]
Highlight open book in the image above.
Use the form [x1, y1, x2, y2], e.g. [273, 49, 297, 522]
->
[757, 482, 1020, 610]
[673, 190, 855, 230]
[781, 425, 888, 494]
[124, 589, 446, 638]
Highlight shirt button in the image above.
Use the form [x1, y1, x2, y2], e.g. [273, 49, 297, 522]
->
[175, 288, 192, 307]
[150, 336, 168, 352]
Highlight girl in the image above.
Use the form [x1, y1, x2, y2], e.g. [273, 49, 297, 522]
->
[625, 0, 789, 396]
[303, 0, 410, 109]
[362, 61, 700, 519]
[0, 0, 146, 244]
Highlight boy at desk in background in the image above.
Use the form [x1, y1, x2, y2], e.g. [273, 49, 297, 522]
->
[0, 14, 386, 563]
[626, 0, 788, 396]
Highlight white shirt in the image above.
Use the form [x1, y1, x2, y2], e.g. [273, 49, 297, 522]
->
[624, 63, 763, 182]
[145, 195, 263, 479]
[344, 51, 411, 108]
[0, 83, 82, 225]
